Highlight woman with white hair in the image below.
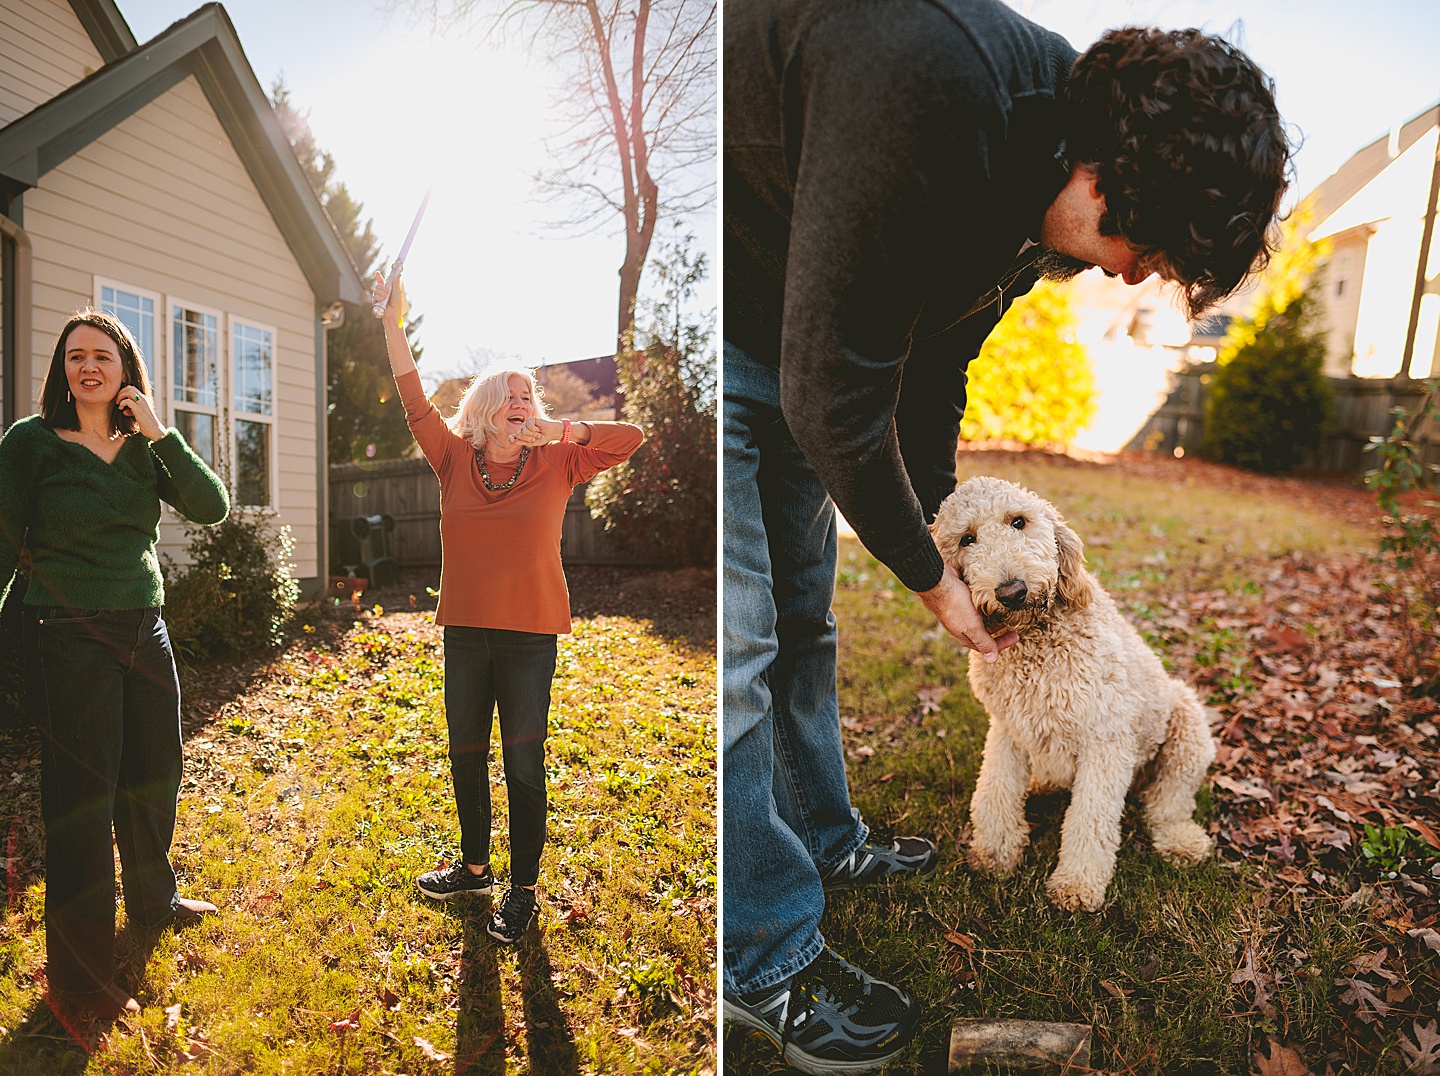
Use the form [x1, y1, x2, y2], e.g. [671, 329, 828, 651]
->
[372, 272, 642, 943]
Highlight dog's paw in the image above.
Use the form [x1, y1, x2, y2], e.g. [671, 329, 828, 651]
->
[1045, 868, 1108, 912]
[1151, 822, 1213, 864]
[967, 830, 1027, 875]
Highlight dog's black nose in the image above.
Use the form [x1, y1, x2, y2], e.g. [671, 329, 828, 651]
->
[996, 579, 1028, 609]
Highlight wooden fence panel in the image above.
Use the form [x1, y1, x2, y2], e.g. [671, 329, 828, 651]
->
[329, 458, 659, 570]
[1125, 366, 1440, 482]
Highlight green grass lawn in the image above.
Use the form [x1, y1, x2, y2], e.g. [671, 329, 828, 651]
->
[0, 577, 716, 1075]
[724, 451, 1431, 1075]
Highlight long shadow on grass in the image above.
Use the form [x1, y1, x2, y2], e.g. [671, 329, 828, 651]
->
[0, 997, 93, 1076]
[455, 913, 504, 1075]
[516, 933, 578, 1075]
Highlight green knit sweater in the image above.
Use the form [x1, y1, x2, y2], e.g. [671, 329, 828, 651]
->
[0, 414, 230, 610]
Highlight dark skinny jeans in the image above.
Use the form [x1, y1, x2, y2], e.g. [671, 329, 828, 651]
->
[443, 626, 557, 887]
[24, 606, 185, 999]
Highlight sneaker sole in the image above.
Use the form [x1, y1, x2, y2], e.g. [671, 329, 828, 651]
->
[722, 997, 907, 1076]
[417, 883, 494, 900]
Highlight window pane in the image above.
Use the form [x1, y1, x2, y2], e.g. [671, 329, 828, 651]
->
[235, 419, 271, 507]
[233, 323, 273, 416]
[101, 286, 155, 385]
[172, 306, 217, 406]
[174, 410, 215, 469]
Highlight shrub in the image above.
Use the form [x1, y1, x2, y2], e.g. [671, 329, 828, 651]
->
[587, 231, 717, 568]
[1364, 379, 1440, 693]
[163, 512, 300, 659]
[961, 281, 1097, 446]
[1202, 289, 1333, 473]
[1203, 199, 1333, 474]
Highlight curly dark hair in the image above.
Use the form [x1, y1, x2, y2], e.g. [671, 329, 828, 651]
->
[1066, 26, 1292, 318]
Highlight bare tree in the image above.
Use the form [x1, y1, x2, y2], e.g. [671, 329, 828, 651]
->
[398, 0, 716, 354]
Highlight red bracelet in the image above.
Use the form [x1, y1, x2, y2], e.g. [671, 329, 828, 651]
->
[560, 418, 572, 444]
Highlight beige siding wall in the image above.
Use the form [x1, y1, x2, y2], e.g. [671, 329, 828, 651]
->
[1319, 233, 1369, 377]
[21, 75, 322, 579]
[0, 0, 102, 126]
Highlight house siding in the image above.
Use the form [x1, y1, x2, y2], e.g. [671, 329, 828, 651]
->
[19, 74, 321, 577]
[0, 0, 103, 127]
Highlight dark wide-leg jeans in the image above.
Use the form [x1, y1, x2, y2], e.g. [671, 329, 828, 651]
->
[443, 626, 557, 887]
[24, 606, 185, 999]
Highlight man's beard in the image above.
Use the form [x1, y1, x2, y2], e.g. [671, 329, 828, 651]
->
[1034, 248, 1091, 282]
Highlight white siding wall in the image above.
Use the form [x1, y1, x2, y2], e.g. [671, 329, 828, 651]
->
[20, 74, 322, 578]
[0, 0, 102, 126]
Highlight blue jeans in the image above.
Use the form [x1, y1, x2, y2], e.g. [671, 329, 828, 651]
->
[443, 626, 557, 887]
[723, 341, 867, 995]
[24, 606, 185, 999]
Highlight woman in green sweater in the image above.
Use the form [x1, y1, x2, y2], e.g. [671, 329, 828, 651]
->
[0, 310, 230, 1023]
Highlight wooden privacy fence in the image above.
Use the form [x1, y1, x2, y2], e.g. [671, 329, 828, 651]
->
[329, 457, 659, 570]
[1126, 364, 1440, 480]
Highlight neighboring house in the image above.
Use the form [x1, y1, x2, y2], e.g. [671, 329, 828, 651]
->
[429, 354, 617, 421]
[0, 0, 364, 594]
[1306, 102, 1440, 379]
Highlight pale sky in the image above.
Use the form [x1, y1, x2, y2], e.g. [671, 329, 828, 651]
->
[120, 0, 716, 379]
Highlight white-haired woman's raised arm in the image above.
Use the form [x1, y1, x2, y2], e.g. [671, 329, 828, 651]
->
[372, 270, 417, 378]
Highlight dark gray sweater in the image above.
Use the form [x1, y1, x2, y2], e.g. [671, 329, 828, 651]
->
[725, 0, 1077, 590]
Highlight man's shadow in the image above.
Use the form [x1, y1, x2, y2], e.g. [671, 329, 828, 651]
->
[452, 910, 578, 1076]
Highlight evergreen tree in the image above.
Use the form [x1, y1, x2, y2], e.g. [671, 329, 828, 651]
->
[586, 231, 716, 567]
[1203, 203, 1333, 473]
[270, 80, 423, 464]
[961, 281, 1097, 446]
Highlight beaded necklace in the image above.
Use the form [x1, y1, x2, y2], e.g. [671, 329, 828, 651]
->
[477, 445, 530, 491]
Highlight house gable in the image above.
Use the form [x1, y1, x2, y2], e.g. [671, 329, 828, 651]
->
[0, 3, 362, 306]
[0, 0, 105, 126]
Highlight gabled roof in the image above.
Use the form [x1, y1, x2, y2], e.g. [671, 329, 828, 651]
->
[1308, 102, 1440, 225]
[0, 3, 364, 305]
[68, 0, 137, 63]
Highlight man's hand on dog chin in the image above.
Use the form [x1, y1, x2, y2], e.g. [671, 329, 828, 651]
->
[917, 565, 1019, 663]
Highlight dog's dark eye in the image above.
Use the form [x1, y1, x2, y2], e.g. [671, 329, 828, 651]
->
[959, 534, 976, 547]
[1011, 516, 1026, 530]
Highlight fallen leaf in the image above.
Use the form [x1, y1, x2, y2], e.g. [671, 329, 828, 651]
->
[1335, 977, 1390, 1022]
[378, 987, 400, 1011]
[164, 1003, 182, 1035]
[943, 931, 975, 951]
[1252, 1037, 1311, 1076]
[1232, 939, 1277, 1017]
[916, 686, 949, 715]
[1265, 627, 1310, 655]
[1215, 774, 1273, 801]
[1099, 979, 1129, 999]
[1408, 927, 1440, 955]
[330, 1008, 361, 1033]
[1400, 1019, 1440, 1074]
[414, 1036, 451, 1062]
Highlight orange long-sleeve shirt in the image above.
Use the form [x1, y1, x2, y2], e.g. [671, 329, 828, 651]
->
[398, 369, 643, 633]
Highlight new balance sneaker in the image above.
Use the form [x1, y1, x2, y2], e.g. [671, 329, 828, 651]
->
[417, 861, 494, 900]
[821, 835, 938, 889]
[487, 885, 538, 943]
[723, 948, 919, 1075]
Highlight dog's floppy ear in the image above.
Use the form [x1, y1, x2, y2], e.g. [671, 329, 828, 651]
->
[1053, 513, 1097, 608]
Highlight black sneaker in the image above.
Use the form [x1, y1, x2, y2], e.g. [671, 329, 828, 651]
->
[723, 948, 919, 1075]
[417, 862, 494, 900]
[821, 835, 938, 889]
[487, 886, 538, 943]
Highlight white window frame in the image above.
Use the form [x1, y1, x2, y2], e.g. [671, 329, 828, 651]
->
[229, 314, 280, 512]
[94, 277, 163, 415]
[167, 295, 225, 475]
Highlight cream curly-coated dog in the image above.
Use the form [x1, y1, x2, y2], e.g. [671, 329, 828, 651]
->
[931, 476, 1216, 912]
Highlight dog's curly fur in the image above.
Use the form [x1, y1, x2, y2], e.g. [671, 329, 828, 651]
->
[931, 476, 1216, 911]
